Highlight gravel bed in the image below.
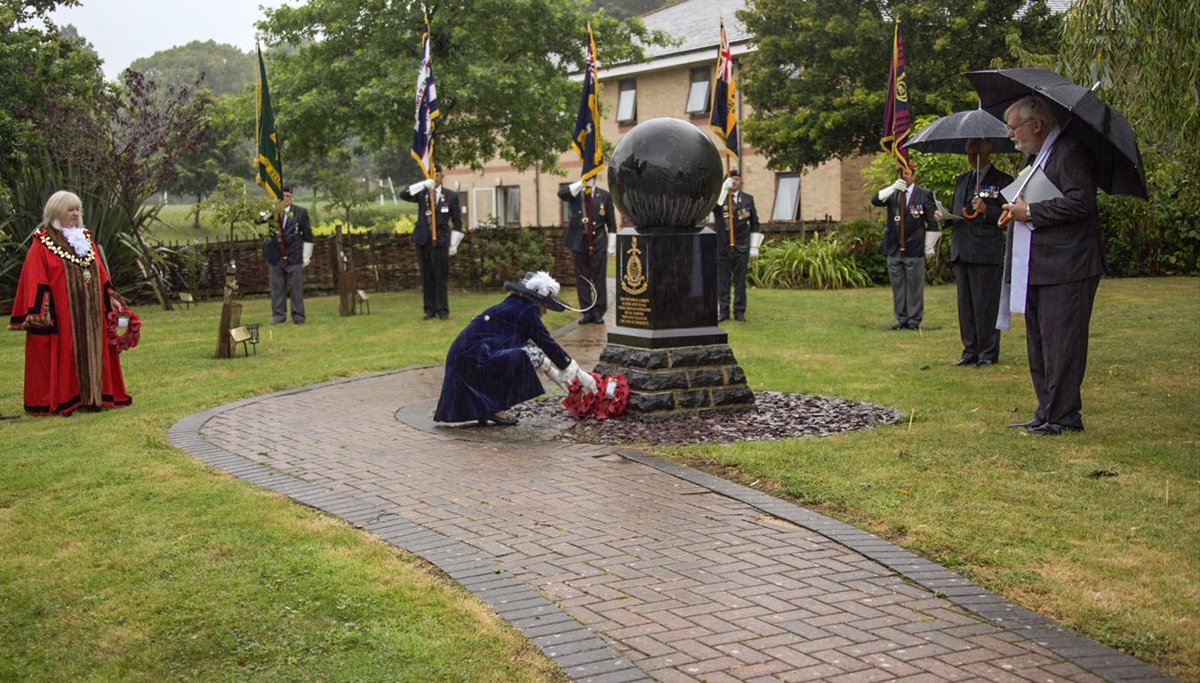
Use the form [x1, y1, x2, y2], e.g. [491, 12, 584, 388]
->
[510, 391, 903, 446]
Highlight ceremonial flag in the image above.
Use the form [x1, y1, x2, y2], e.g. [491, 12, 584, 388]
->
[880, 18, 913, 171]
[255, 45, 282, 200]
[572, 24, 604, 183]
[411, 20, 440, 180]
[709, 18, 739, 155]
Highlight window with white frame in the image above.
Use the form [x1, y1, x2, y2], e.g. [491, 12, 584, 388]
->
[497, 186, 521, 226]
[616, 79, 637, 123]
[772, 174, 800, 221]
[685, 67, 711, 115]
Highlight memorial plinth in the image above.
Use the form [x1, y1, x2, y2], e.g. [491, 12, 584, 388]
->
[598, 118, 754, 417]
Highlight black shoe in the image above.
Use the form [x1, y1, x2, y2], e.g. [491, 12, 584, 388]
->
[907, 323, 921, 330]
[478, 414, 518, 426]
[422, 313, 435, 320]
[1009, 418, 1044, 429]
[718, 314, 730, 322]
[890, 323, 906, 330]
[734, 315, 746, 322]
[953, 357, 977, 367]
[1025, 421, 1083, 436]
[437, 312, 449, 320]
[974, 359, 996, 368]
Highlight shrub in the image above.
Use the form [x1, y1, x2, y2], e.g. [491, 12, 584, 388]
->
[174, 240, 210, 296]
[831, 219, 888, 285]
[458, 218, 553, 289]
[747, 233, 871, 290]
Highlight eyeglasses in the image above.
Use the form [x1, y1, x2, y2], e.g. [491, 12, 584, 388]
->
[1006, 119, 1034, 135]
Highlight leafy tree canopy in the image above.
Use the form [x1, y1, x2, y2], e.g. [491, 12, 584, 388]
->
[129, 40, 256, 97]
[257, 0, 669, 173]
[738, 0, 1060, 171]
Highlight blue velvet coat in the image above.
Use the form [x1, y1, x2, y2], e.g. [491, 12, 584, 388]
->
[434, 296, 573, 423]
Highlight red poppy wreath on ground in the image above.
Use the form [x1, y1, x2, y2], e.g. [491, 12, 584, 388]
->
[564, 372, 629, 420]
[105, 309, 141, 353]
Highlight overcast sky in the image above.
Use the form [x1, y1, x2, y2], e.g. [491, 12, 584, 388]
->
[50, 0, 291, 80]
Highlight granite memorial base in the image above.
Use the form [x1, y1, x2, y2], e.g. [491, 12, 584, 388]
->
[596, 343, 755, 418]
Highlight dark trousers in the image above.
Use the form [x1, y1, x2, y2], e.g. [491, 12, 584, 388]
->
[268, 261, 305, 323]
[571, 246, 607, 321]
[717, 246, 749, 318]
[955, 262, 1003, 362]
[1025, 276, 1100, 429]
[417, 244, 450, 317]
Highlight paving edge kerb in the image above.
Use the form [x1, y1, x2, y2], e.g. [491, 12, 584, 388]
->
[168, 370, 1173, 683]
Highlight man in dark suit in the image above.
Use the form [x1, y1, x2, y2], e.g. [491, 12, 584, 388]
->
[937, 140, 1012, 366]
[871, 163, 939, 330]
[400, 165, 462, 320]
[262, 186, 314, 324]
[558, 178, 616, 324]
[1001, 95, 1103, 436]
[711, 168, 758, 322]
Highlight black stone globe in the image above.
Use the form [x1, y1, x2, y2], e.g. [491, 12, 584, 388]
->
[607, 117, 724, 229]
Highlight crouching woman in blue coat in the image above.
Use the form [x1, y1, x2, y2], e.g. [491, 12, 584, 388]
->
[434, 271, 598, 426]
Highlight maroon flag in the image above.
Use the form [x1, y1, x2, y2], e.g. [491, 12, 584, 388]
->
[880, 18, 912, 171]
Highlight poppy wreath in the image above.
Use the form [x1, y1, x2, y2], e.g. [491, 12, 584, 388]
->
[105, 308, 141, 353]
[563, 372, 629, 420]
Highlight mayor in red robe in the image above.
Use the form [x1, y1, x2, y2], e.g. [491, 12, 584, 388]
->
[8, 190, 132, 416]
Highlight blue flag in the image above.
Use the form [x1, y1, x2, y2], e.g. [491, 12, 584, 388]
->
[571, 25, 603, 183]
[411, 21, 440, 179]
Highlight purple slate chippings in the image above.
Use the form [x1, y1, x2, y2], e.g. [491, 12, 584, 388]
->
[512, 391, 903, 446]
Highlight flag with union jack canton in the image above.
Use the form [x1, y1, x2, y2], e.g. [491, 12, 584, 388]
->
[255, 45, 282, 201]
[709, 19, 739, 155]
[572, 25, 604, 183]
[411, 21, 440, 180]
[880, 18, 912, 171]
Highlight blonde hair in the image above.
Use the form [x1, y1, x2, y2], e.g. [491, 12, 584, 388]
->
[43, 190, 83, 230]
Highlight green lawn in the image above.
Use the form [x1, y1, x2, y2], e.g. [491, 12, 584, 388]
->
[0, 278, 1196, 680]
[149, 200, 417, 244]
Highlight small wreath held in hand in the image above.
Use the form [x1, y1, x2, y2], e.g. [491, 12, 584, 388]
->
[105, 308, 141, 353]
[563, 373, 629, 420]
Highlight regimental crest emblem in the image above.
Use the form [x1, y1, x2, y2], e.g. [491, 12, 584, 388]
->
[620, 236, 648, 295]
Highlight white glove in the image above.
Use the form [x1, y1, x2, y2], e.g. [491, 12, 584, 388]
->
[541, 357, 571, 391]
[564, 359, 598, 395]
[568, 180, 583, 197]
[716, 176, 734, 206]
[407, 178, 436, 195]
[877, 179, 908, 202]
[302, 242, 313, 267]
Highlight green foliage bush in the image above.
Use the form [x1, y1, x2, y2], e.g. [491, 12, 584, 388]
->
[458, 218, 553, 289]
[747, 233, 870, 290]
[1099, 152, 1200, 276]
[831, 219, 889, 285]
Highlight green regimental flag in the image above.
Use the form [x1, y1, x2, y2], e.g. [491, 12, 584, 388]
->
[255, 45, 282, 200]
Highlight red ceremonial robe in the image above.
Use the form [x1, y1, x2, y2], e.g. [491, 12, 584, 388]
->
[8, 228, 132, 415]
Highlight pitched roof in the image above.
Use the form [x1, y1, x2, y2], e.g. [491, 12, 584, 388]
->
[638, 0, 750, 58]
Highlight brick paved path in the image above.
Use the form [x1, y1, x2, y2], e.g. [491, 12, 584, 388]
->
[169, 315, 1170, 683]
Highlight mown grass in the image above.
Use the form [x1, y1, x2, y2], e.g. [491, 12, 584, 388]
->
[0, 290, 573, 681]
[149, 200, 417, 244]
[0, 278, 1196, 679]
[669, 277, 1199, 679]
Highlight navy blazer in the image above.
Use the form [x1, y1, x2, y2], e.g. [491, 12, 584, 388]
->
[400, 185, 462, 248]
[711, 191, 759, 250]
[262, 204, 312, 266]
[558, 186, 616, 254]
[949, 166, 1013, 265]
[872, 185, 939, 258]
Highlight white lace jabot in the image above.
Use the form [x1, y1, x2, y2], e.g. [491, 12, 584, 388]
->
[61, 227, 92, 258]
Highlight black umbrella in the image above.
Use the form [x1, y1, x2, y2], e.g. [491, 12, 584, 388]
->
[906, 108, 1016, 154]
[964, 68, 1147, 199]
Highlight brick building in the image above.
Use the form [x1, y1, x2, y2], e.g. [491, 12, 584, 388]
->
[442, 0, 873, 230]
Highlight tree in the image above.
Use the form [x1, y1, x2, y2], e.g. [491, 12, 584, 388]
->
[737, 0, 1060, 171]
[257, 0, 668, 172]
[1059, 1, 1199, 151]
[38, 70, 211, 308]
[196, 174, 278, 242]
[165, 92, 255, 227]
[129, 40, 256, 97]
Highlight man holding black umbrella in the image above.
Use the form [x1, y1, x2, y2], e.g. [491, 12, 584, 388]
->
[1001, 94, 1103, 436]
[938, 139, 1012, 367]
